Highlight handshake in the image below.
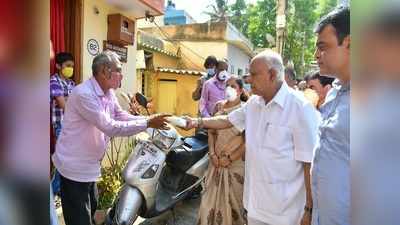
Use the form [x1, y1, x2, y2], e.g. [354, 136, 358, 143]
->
[147, 115, 200, 130]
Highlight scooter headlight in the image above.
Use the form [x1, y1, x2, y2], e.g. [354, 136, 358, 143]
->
[141, 164, 159, 179]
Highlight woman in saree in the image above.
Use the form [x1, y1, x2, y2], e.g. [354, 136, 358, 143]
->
[198, 76, 248, 225]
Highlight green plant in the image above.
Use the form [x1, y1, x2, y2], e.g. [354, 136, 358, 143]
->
[221, 0, 339, 77]
[204, 0, 230, 22]
[97, 166, 123, 209]
[97, 137, 136, 209]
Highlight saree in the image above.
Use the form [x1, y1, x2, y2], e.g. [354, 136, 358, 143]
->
[198, 102, 246, 225]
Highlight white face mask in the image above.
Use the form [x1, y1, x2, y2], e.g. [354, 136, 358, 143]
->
[218, 70, 230, 81]
[225, 86, 238, 102]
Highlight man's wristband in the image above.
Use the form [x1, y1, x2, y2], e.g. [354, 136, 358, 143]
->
[146, 115, 154, 128]
[197, 117, 204, 128]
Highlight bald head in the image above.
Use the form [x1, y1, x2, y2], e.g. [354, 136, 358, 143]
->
[251, 50, 284, 81]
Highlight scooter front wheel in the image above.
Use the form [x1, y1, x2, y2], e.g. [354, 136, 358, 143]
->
[104, 185, 143, 225]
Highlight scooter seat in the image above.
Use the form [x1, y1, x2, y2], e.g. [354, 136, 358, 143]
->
[166, 136, 208, 172]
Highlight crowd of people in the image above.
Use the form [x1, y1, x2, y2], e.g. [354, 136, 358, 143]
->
[185, 5, 350, 225]
[50, 5, 350, 225]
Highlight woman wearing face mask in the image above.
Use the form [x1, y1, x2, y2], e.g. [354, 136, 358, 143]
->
[197, 76, 247, 225]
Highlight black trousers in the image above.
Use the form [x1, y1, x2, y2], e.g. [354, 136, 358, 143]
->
[60, 175, 98, 225]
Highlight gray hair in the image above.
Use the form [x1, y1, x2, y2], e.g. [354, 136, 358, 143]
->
[253, 50, 284, 81]
[92, 50, 121, 76]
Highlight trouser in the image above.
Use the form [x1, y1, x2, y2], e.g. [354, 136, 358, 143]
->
[50, 186, 59, 225]
[248, 217, 272, 225]
[60, 175, 98, 225]
[51, 170, 61, 195]
[51, 122, 62, 195]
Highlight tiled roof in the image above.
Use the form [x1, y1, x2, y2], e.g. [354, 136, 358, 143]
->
[156, 67, 206, 76]
[138, 42, 179, 57]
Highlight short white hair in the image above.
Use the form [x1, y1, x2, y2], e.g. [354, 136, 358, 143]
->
[92, 50, 121, 76]
[253, 50, 284, 81]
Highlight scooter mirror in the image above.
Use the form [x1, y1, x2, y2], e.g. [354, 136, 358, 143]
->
[135, 92, 148, 109]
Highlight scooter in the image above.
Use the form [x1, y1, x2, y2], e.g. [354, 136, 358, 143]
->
[105, 93, 209, 225]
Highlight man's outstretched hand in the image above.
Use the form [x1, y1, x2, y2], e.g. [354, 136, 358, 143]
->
[148, 114, 171, 130]
[181, 116, 198, 130]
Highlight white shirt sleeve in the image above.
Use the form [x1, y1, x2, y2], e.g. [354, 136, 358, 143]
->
[228, 101, 249, 132]
[293, 102, 320, 162]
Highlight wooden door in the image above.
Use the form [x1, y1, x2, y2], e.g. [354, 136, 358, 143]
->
[157, 80, 177, 115]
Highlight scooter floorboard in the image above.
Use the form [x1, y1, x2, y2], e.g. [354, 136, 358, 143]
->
[141, 184, 189, 218]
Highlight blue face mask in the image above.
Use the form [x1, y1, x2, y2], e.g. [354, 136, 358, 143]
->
[243, 83, 251, 92]
[206, 68, 215, 77]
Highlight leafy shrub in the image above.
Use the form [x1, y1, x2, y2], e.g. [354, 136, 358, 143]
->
[97, 137, 135, 209]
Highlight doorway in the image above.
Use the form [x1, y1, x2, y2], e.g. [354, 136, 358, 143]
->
[157, 80, 177, 115]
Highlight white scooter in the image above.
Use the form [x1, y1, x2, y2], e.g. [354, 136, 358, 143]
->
[105, 93, 209, 225]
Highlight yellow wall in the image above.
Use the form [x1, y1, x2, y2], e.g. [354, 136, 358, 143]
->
[152, 51, 179, 68]
[178, 41, 228, 70]
[82, 0, 139, 107]
[150, 72, 199, 136]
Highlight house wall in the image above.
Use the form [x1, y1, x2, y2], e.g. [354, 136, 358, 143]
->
[226, 22, 254, 55]
[227, 43, 251, 76]
[149, 72, 199, 135]
[82, 0, 138, 101]
[137, 15, 165, 28]
[139, 22, 254, 73]
[152, 52, 179, 68]
[178, 41, 228, 70]
[177, 41, 250, 77]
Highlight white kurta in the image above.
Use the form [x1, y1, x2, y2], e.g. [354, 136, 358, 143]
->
[228, 82, 319, 225]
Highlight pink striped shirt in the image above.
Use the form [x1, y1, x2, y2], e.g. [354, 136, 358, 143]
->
[52, 77, 148, 182]
[199, 77, 226, 117]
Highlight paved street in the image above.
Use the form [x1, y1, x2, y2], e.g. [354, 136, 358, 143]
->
[134, 198, 200, 225]
[57, 197, 200, 225]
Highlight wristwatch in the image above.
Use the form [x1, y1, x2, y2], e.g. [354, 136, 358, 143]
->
[197, 117, 204, 128]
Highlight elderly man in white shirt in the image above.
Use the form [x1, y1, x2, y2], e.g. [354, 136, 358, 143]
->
[184, 50, 319, 225]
